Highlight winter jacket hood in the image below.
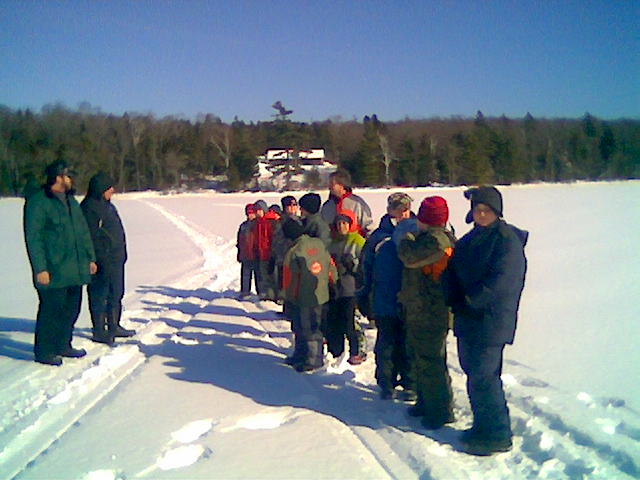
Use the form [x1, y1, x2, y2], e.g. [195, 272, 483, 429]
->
[86, 172, 114, 200]
[81, 176, 127, 264]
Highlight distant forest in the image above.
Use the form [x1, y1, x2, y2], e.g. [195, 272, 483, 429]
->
[1, 102, 638, 195]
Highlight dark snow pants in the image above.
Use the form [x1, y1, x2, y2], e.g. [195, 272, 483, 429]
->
[240, 260, 259, 295]
[34, 285, 82, 358]
[257, 259, 275, 299]
[88, 260, 125, 321]
[374, 315, 410, 392]
[457, 338, 512, 439]
[405, 309, 453, 423]
[292, 305, 324, 368]
[325, 297, 362, 358]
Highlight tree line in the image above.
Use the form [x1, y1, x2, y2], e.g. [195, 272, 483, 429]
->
[1, 102, 638, 196]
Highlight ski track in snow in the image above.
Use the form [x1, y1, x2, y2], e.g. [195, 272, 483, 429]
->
[5, 197, 640, 480]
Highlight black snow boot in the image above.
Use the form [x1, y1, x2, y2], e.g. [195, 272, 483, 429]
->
[92, 313, 115, 346]
[108, 306, 135, 338]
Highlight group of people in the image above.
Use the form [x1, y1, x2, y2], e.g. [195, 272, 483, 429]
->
[23, 160, 134, 368]
[21, 160, 528, 457]
[236, 171, 373, 370]
[236, 170, 528, 456]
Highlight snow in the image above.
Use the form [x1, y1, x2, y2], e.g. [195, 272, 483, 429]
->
[0, 181, 639, 479]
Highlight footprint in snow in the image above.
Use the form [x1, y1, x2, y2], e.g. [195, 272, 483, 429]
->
[519, 377, 550, 388]
[82, 470, 123, 480]
[156, 444, 211, 471]
[595, 417, 619, 435]
[170, 333, 200, 346]
[577, 392, 597, 408]
[137, 420, 214, 477]
[171, 418, 214, 443]
[219, 408, 307, 433]
[601, 397, 626, 408]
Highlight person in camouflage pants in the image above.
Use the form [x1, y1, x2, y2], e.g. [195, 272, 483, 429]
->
[397, 196, 456, 429]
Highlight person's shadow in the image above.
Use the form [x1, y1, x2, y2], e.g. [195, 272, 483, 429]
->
[134, 285, 462, 454]
[0, 317, 36, 361]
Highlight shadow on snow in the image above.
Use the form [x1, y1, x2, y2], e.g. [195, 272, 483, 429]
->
[133, 285, 462, 462]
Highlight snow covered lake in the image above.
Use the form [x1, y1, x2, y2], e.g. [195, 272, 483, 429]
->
[0, 181, 639, 479]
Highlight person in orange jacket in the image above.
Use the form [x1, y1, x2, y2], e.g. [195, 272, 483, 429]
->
[254, 200, 278, 300]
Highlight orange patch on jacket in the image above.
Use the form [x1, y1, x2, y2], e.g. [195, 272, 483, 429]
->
[422, 247, 454, 281]
[310, 261, 323, 275]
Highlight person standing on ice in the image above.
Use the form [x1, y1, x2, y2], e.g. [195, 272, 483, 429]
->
[326, 213, 367, 365]
[359, 192, 415, 399]
[81, 172, 135, 345]
[236, 203, 259, 298]
[271, 195, 301, 302]
[253, 200, 278, 301]
[23, 160, 97, 366]
[281, 218, 337, 372]
[321, 169, 373, 238]
[397, 196, 456, 429]
[299, 192, 331, 247]
[443, 186, 528, 455]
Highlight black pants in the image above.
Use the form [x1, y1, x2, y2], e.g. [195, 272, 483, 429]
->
[35, 285, 82, 358]
[325, 297, 360, 357]
[257, 260, 275, 299]
[291, 305, 324, 368]
[458, 338, 511, 439]
[374, 315, 410, 391]
[240, 260, 259, 295]
[88, 260, 125, 320]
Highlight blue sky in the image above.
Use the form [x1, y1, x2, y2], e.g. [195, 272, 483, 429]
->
[1, 0, 638, 122]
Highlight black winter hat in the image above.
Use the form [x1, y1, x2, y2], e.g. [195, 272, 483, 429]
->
[464, 186, 503, 223]
[45, 160, 75, 180]
[281, 195, 297, 209]
[299, 193, 321, 214]
[269, 204, 283, 216]
[282, 217, 305, 240]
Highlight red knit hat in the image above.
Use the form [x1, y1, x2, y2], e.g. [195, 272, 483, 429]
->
[245, 203, 256, 215]
[417, 196, 449, 226]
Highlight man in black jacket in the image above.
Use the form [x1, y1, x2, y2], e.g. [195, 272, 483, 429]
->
[443, 186, 528, 455]
[81, 172, 134, 344]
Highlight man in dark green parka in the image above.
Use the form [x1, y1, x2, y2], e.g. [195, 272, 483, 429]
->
[24, 160, 96, 366]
